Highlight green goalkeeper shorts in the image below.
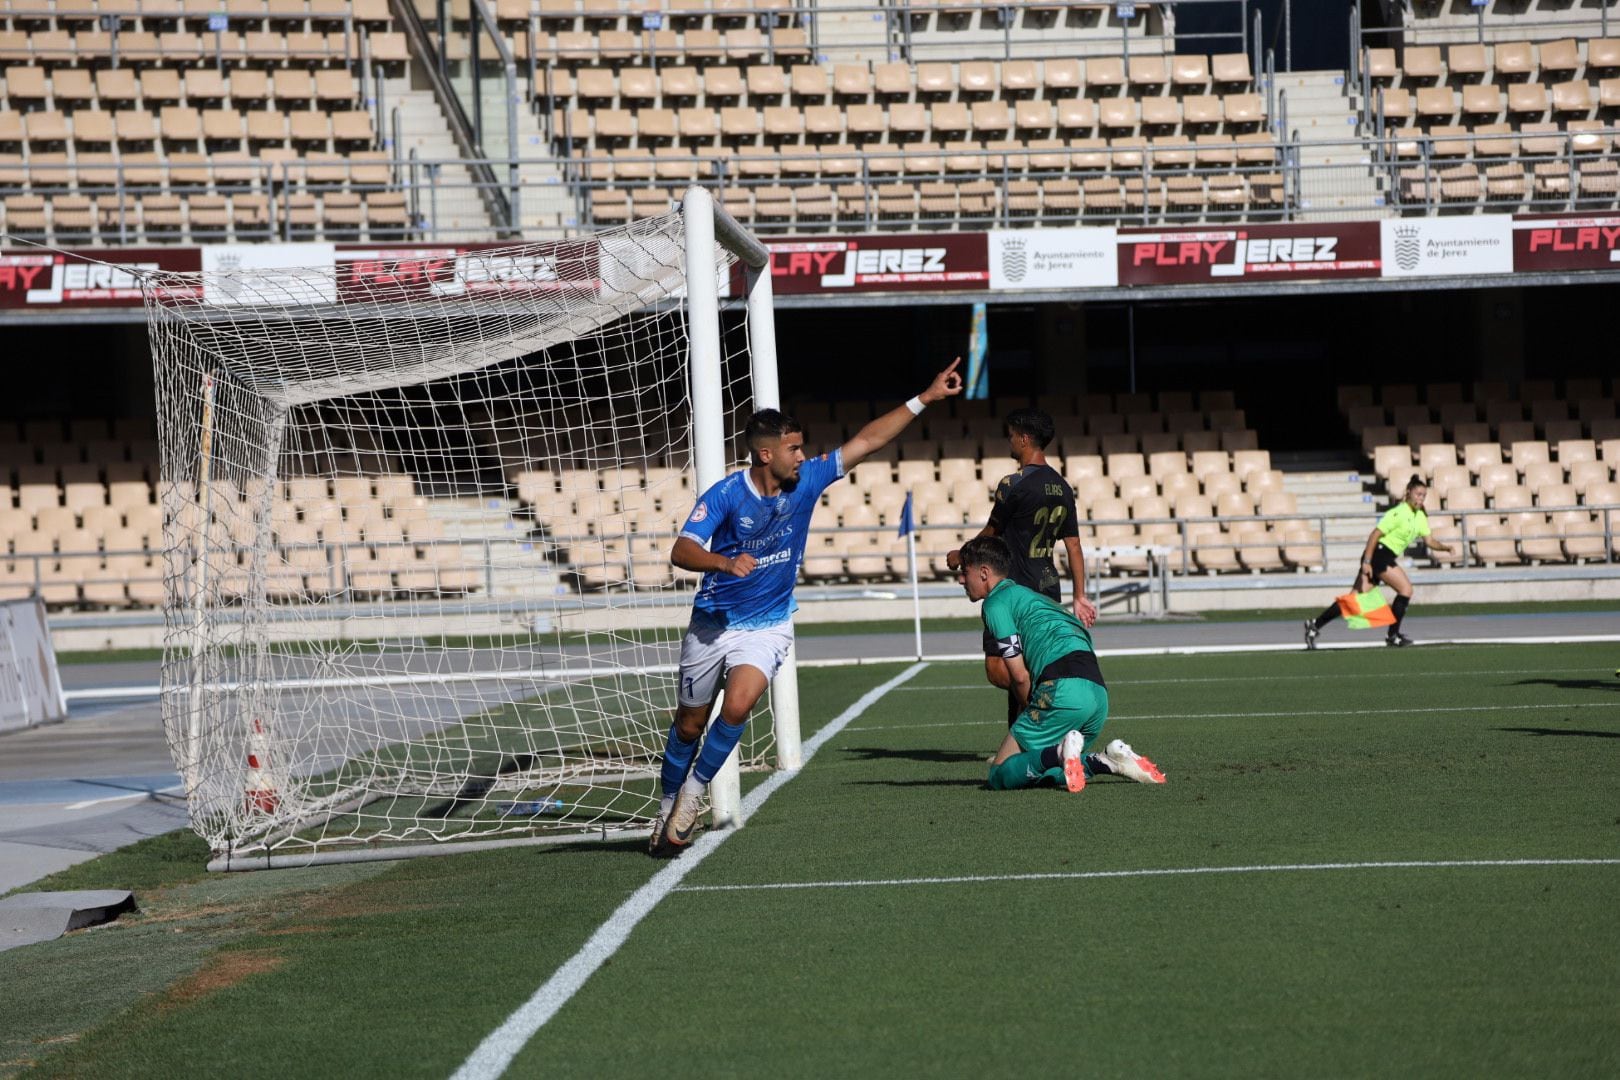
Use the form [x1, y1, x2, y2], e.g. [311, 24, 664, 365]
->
[1010, 678, 1109, 754]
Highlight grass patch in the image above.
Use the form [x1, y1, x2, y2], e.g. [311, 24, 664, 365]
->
[10, 645, 1619, 1077]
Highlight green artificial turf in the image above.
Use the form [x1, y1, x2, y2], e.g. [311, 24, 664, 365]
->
[6, 644, 1617, 1078]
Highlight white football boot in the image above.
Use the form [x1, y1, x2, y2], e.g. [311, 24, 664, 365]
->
[1104, 739, 1167, 784]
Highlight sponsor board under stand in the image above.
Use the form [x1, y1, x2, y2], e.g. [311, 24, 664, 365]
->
[0, 248, 201, 308]
[989, 228, 1117, 290]
[335, 242, 601, 301]
[202, 243, 338, 306]
[1117, 222, 1382, 285]
[1379, 216, 1513, 278]
[1510, 213, 1620, 272]
[765, 234, 989, 294]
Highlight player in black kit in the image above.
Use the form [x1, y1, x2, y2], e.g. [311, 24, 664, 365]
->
[948, 408, 1097, 724]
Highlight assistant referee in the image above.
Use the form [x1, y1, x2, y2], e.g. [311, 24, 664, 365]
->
[1304, 475, 1454, 648]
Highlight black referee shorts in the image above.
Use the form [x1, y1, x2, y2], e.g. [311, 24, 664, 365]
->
[1368, 545, 1400, 577]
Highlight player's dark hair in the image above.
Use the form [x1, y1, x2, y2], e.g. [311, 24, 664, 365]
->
[960, 535, 1014, 577]
[1003, 408, 1055, 449]
[1405, 475, 1428, 492]
[744, 409, 804, 457]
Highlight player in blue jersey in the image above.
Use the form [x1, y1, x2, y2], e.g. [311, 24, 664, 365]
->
[653, 358, 964, 853]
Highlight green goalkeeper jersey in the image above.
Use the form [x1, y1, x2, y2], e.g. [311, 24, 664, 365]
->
[981, 578, 1096, 683]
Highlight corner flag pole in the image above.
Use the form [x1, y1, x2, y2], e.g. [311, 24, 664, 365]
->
[899, 491, 922, 660]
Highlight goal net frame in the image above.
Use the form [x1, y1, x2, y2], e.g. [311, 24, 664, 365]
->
[146, 186, 799, 870]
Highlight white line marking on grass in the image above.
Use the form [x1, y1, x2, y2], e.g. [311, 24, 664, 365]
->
[896, 666, 1609, 692]
[674, 859, 1620, 894]
[850, 700, 1619, 733]
[449, 662, 930, 1080]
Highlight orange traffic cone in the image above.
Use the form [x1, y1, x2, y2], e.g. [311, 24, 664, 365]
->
[244, 718, 279, 814]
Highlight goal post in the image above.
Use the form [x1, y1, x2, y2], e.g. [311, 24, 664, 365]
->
[145, 187, 794, 869]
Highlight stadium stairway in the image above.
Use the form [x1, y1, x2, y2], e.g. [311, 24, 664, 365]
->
[1277, 70, 1385, 219]
[1275, 450, 1377, 573]
[380, 75, 490, 235]
[813, 0, 893, 65]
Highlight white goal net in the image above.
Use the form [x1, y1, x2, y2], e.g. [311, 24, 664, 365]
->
[146, 192, 784, 868]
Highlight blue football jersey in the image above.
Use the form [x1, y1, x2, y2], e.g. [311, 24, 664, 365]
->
[678, 450, 845, 629]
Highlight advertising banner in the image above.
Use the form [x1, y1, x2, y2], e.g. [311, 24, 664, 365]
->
[765, 233, 990, 294]
[1379, 216, 1514, 278]
[334, 241, 601, 301]
[201, 242, 336, 306]
[989, 227, 1117, 290]
[0, 598, 68, 734]
[1511, 213, 1620, 272]
[1117, 222, 1382, 285]
[0, 247, 200, 309]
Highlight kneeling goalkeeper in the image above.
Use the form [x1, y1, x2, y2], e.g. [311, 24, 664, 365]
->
[956, 536, 1165, 792]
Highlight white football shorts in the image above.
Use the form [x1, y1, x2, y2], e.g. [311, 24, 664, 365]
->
[677, 610, 794, 708]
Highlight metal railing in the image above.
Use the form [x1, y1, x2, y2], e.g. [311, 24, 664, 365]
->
[1354, 0, 1614, 49]
[435, 0, 1262, 75]
[17, 502, 1616, 613]
[2, 130, 1617, 242]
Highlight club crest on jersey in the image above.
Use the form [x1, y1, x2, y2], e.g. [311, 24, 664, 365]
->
[690, 501, 708, 523]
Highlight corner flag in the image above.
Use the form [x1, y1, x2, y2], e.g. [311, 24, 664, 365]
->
[1335, 589, 1396, 629]
[897, 491, 915, 538]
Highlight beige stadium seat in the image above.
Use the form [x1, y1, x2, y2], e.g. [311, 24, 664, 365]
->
[1551, 80, 1593, 116]
[1042, 58, 1082, 95]
[1212, 53, 1251, 86]
[1550, 510, 1605, 561]
[1507, 82, 1548, 116]
[1086, 56, 1125, 92]
[1567, 460, 1612, 497]
[1373, 445, 1413, 486]
[1469, 520, 1516, 565]
[1228, 520, 1281, 571]
[1127, 54, 1169, 92]
[833, 63, 872, 99]
[1476, 462, 1517, 498]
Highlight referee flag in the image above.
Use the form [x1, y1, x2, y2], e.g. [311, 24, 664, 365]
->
[1335, 589, 1396, 629]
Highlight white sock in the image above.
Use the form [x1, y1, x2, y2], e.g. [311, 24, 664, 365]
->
[659, 794, 676, 818]
[680, 774, 707, 800]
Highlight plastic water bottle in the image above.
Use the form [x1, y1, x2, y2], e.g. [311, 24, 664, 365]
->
[499, 798, 567, 816]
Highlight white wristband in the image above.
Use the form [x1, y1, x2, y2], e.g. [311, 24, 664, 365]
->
[905, 396, 926, 416]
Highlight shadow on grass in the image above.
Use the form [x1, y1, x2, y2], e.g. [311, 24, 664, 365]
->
[1496, 726, 1620, 739]
[1511, 678, 1620, 693]
[420, 754, 539, 819]
[838, 747, 987, 764]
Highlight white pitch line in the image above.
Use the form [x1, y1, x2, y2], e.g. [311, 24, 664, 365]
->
[674, 858, 1620, 894]
[848, 699, 1618, 733]
[895, 665, 1610, 691]
[449, 661, 929, 1080]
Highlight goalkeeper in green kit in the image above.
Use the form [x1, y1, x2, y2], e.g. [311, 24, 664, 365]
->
[956, 536, 1166, 792]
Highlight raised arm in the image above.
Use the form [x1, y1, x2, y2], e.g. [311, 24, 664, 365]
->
[840, 357, 964, 471]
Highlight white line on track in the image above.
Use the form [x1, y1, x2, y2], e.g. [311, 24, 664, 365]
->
[849, 700, 1618, 732]
[63, 787, 184, 810]
[449, 662, 930, 1080]
[673, 858, 1620, 894]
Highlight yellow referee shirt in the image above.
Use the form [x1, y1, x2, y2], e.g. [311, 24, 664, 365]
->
[1376, 502, 1431, 556]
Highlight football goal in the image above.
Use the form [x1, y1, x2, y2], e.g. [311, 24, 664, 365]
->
[145, 187, 798, 870]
